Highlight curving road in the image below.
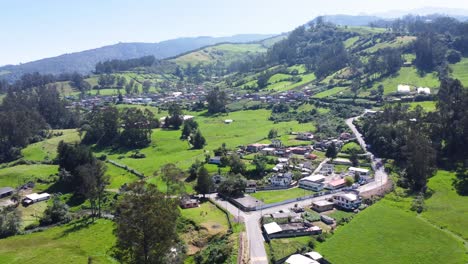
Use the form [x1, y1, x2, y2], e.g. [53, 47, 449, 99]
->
[211, 113, 389, 264]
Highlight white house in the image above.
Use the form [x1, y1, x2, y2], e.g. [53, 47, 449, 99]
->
[417, 87, 431, 94]
[397, 84, 411, 93]
[299, 175, 326, 191]
[270, 172, 293, 186]
[333, 193, 362, 210]
[348, 167, 370, 177]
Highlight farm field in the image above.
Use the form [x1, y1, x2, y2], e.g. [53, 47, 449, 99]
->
[405, 101, 437, 112]
[266, 236, 312, 261]
[180, 201, 230, 235]
[312, 86, 348, 98]
[316, 199, 467, 264]
[105, 163, 140, 189]
[423, 170, 468, 240]
[0, 219, 116, 264]
[451, 58, 468, 87]
[251, 187, 315, 204]
[22, 129, 80, 161]
[0, 164, 58, 190]
[372, 67, 439, 94]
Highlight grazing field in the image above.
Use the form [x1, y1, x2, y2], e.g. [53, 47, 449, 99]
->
[180, 202, 229, 235]
[266, 236, 312, 261]
[251, 187, 315, 204]
[423, 170, 468, 240]
[405, 101, 437, 112]
[451, 58, 468, 87]
[372, 67, 439, 95]
[22, 129, 80, 161]
[98, 109, 316, 184]
[0, 164, 58, 189]
[364, 36, 416, 53]
[316, 199, 467, 264]
[105, 163, 140, 189]
[312, 86, 348, 98]
[0, 219, 116, 264]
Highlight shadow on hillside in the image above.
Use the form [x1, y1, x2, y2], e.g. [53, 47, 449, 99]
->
[54, 217, 94, 239]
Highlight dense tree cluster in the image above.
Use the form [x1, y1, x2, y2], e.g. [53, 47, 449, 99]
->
[206, 87, 228, 114]
[359, 78, 468, 192]
[82, 106, 157, 149]
[95, 56, 156, 74]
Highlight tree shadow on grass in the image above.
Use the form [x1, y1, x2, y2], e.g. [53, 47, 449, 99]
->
[54, 217, 94, 240]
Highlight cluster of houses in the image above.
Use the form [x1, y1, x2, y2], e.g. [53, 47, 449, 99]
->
[0, 186, 51, 207]
[262, 209, 323, 240]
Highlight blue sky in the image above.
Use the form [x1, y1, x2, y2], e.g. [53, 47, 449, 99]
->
[1, 0, 467, 66]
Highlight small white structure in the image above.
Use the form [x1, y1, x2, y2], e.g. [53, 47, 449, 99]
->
[270, 172, 293, 186]
[285, 254, 319, 264]
[261, 147, 276, 155]
[22, 193, 50, 205]
[263, 222, 282, 236]
[304, 251, 323, 262]
[333, 158, 353, 166]
[299, 175, 326, 191]
[417, 87, 431, 94]
[397, 84, 411, 93]
[348, 167, 370, 177]
[224, 119, 233, 124]
[333, 193, 362, 210]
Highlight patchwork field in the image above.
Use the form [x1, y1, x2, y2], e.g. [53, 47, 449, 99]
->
[312, 86, 348, 98]
[0, 219, 116, 264]
[316, 199, 467, 264]
[405, 101, 437, 112]
[371, 67, 439, 94]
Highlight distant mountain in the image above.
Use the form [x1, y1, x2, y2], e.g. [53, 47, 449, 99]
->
[0, 34, 275, 81]
[310, 15, 384, 26]
[375, 7, 468, 20]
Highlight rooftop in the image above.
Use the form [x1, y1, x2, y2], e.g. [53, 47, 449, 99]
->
[301, 174, 325, 183]
[349, 167, 370, 173]
[285, 254, 319, 264]
[263, 222, 282, 235]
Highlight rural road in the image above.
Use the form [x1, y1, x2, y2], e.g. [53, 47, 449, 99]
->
[211, 112, 389, 264]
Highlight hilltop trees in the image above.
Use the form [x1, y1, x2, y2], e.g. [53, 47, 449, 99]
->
[114, 182, 180, 264]
[120, 108, 154, 148]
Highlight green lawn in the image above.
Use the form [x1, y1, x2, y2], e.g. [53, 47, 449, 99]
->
[312, 86, 348, 98]
[266, 236, 312, 261]
[341, 141, 362, 153]
[0, 219, 116, 264]
[22, 129, 80, 161]
[317, 199, 467, 264]
[423, 170, 468, 240]
[372, 67, 439, 95]
[268, 73, 292, 83]
[105, 163, 140, 189]
[0, 164, 58, 189]
[180, 201, 229, 235]
[251, 187, 315, 204]
[451, 58, 468, 87]
[405, 101, 437, 112]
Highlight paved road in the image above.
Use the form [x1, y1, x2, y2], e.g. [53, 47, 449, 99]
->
[210, 113, 389, 264]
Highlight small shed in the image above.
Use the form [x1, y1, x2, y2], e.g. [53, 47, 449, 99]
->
[180, 198, 199, 209]
[311, 200, 334, 212]
[0, 187, 14, 198]
[224, 119, 233, 124]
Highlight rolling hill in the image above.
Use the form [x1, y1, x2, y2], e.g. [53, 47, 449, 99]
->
[0, 34, 275, 81]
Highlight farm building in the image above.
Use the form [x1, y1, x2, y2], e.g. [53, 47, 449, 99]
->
[246, 143, 269, 153]
[332, 158, 352, 166]
[0, 187, 14, 198]
[311, 200, 334, 212]
[180, 198, 199, 209]
[224, 119, 233, 124]
[417, 87, 431, 94]
[397, 84, 411, 93]
[333, 193, 362, 210]
[22, 193, 50, 206]
[348, 167, 370, 177]
[299, 175, 325, 191]
[326, 178, 347, 190]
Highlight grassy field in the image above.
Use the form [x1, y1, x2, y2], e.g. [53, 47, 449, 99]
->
[180, 201, 229, 235]
[405, 101, 437, 112]
[266, 236, 312, 261]
[312, 86, 348, 98]
[341, 141, 362, 153]
[451, 58, 468, 87]
[0, 164, 58, 189]
[316, 199, 467, 264]
[251, 187, 315, 204]
[105, 163, 140, 189]
[172, 43, 267, 66]
[0, 219, 116, 264]
[423, 170, 468, 240]
[97, 109, 316, 192]
[22, 129, 80, 161]
[372, 67, 439, 95]
[365, 36, 416, 53]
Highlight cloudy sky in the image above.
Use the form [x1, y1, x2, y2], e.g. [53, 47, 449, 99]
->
[1, 0, 467, 65]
